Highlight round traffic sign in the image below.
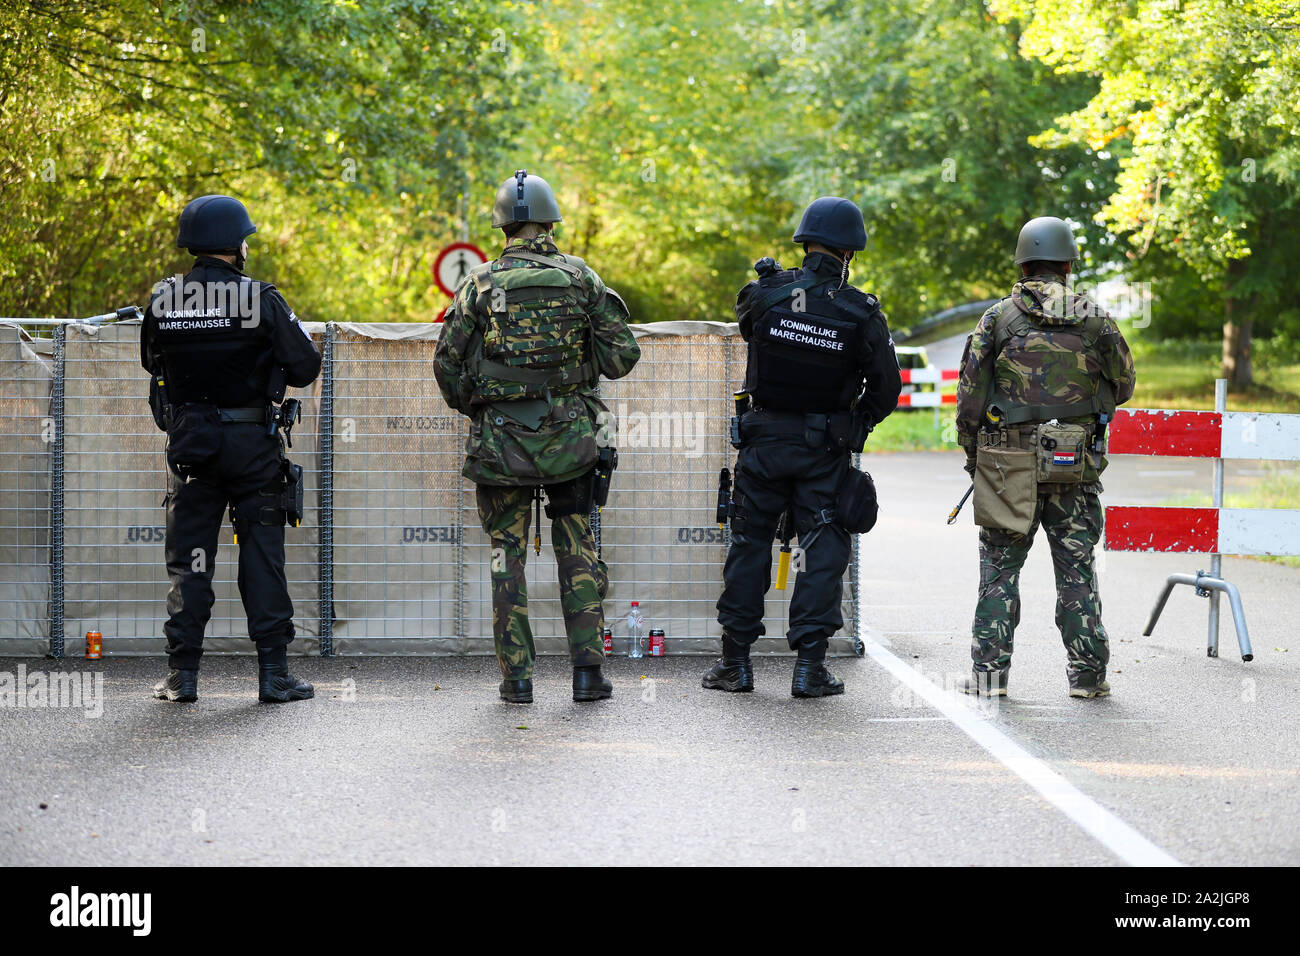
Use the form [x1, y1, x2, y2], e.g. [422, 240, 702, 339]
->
[433, 242, 488, 297]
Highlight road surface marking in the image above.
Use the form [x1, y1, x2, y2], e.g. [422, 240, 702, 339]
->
[863, 636, 1182, 867]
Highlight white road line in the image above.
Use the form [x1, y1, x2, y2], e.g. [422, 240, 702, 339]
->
[863, 637, 1183, 867]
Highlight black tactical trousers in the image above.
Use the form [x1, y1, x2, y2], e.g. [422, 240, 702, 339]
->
[162, 425, 294, 669]
[716, 440, 851, 658]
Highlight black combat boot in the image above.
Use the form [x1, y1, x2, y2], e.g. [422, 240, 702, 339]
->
[573, 665, 613, 702]
[153, 668, 199, 702]
[791, 642, 844, 698]
[701, 632, 754, 692]
[500, 678, 533, 703]
[257, 647, 314, 703]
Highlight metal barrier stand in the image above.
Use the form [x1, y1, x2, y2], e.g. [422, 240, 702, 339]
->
[48, 326, 66, 659]
[318, 324, 335, 656]
[1141, 379, 1254, 661]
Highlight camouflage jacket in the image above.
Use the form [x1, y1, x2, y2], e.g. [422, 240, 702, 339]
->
[434, 235, 640, 486]
[955, 274, 1136, 483]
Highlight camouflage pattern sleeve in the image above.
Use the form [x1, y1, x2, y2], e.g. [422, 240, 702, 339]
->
[433, 276, 484, 415]
[955, 303, 1002, 462]
[1099, 317, 1137, 407]
[582, 266, 640, 380]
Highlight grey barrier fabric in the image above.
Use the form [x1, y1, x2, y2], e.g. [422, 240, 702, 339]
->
[0, 328, 52, 654]
[0, 321, 859, 657]
[57, 322, 322, 655]
[326, 324, 471, 653]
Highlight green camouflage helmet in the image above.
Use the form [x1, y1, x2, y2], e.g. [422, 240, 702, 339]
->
[492, 169, 563, 229]
[1014, 216, 1080, 265]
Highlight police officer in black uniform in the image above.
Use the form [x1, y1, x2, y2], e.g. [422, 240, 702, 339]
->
[142, 195, 321, 703]
[705, 197, 902, 697]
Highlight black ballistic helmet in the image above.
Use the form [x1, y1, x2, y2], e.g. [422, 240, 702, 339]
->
[792, 196, 867, 252]
[175, 195, 257, 251]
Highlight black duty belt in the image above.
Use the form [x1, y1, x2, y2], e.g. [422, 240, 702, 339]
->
[740, 409, 857, 449]
[218, 406, 269, 424]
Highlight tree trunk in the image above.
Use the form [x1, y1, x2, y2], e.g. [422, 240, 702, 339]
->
[1222, 260, 1253, 387]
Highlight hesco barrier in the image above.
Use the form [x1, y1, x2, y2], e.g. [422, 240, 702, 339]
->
[0, 320, 860, 658]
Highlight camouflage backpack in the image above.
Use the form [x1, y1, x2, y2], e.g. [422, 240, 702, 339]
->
[987, 280, 1116, 427]
[459, 250, 602, 486]
[468, 250, 597, 425]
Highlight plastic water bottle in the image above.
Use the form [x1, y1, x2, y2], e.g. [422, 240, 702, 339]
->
[626, 601, 644, 659]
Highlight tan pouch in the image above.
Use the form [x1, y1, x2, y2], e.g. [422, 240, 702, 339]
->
[1034, 421, 1089, 484]
[973, 445, 1038, 535]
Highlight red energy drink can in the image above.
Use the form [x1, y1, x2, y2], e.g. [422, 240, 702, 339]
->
[649, 629, 665, 657]
[602, 627, 613, 655]
[85, 630, 102, 660]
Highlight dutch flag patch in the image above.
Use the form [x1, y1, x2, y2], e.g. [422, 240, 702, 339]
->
[1053, 451, 1077, 466]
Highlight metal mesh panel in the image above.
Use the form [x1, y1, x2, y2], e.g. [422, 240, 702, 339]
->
[327, 326, 467, 652]
[0, 320, 857, 656]
[0, 329, 53, 653]
[56, 322, 320, 654]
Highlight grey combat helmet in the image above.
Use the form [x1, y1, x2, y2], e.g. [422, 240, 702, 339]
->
[492, 169, 563, 229]
[1014, 216, 1080, 264]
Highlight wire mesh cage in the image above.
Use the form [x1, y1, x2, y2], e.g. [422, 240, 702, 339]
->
[0, 319, 859, 657]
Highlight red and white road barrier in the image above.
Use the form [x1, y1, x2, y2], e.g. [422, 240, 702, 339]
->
[1101, 386, 1300, 662]
[899, 367, 959, 385]
[1107, 408, 1300, 461]
[1105, 505, 1300, 556]
[1104, 408, 1300, 555]
[896, 367, 958, 408]
[896, 392, 956, 408]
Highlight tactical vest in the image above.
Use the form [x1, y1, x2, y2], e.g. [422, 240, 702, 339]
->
[746, 274, 863, 414]
[470, 251, 595, 407]
[148, 273, 272, 408]
[988, 293, 1115, 426]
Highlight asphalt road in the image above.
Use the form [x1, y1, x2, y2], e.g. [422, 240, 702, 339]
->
[2, 449, 1297, 866]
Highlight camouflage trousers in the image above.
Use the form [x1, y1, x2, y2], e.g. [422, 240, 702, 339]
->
[475, 483, 608, 680]
[972, 484, 1110, 688]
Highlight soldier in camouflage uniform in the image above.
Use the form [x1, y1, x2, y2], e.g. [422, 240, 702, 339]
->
[955, 217, 1136, 699]
[434, 170, 640, 704]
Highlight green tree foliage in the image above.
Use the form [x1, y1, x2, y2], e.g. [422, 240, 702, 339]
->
[3, 0, 1292, 370]
[767, 0, 1115, 328]
[511, 0, 1114, 330]
[991, 0, 1300, 386]
[0, 0, 523, 319]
